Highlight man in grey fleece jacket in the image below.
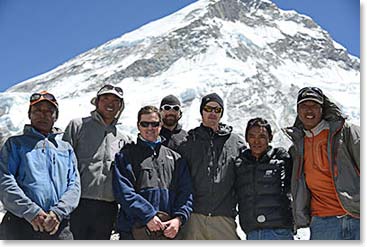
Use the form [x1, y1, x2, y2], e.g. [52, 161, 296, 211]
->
[63, 84, 131, 240]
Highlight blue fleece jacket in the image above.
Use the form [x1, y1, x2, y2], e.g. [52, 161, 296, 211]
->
[113, 137, 193, 233]
[0, 125, 81, 223]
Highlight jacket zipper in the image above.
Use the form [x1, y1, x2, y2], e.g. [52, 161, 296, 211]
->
[209, 135, 216, 215]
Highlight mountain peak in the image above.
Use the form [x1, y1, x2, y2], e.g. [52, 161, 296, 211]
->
[0, 0, 359, 148]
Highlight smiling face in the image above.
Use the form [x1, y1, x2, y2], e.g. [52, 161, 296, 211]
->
[246, 126, 270, 160]
[96, 93, 122, 125]
[297, 100, 323, 130]
[29, 101, 57, 135]
[138, 112, 162, 142]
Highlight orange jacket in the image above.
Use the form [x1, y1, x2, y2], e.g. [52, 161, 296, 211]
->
[303, 126, 346, 217]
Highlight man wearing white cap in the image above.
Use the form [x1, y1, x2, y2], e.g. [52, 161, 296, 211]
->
[63, 84, 131, 239]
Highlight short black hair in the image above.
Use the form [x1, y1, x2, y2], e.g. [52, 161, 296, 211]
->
[245, 117, 273, 142]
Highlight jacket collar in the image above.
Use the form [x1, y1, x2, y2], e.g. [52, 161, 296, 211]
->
[304, 120, 329, 137]
[189, 123, 233, 140]
[161, 123, 182, 134]
[136, 134, 164, 152]
[243, 146, 274, 162]
[283, 118, 344, 144]
[24, 124, 62, 139]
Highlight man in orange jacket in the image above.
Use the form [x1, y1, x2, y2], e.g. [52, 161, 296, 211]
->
[283, 86, 360, 240]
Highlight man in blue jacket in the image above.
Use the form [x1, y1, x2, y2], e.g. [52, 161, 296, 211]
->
[113, 105, 193, 240]
[0, 90, 81, 240]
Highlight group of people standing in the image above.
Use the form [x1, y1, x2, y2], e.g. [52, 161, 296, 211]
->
[0, 84, 360, 240]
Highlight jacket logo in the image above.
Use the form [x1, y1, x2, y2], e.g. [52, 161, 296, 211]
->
[264, 170, 274, 177]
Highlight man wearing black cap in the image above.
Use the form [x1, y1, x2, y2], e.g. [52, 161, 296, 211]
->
[283, 86, 360, 240]
[159, 95, 187, 151]
[63, 84, 131, 239]
[178, 93, 245, 240]
[0, 91, 80, 239]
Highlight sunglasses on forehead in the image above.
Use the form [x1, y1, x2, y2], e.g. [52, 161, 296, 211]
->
[203, 105, 223, 114]
[30, 92, 57, 103]
[139, 121, 161, 128]
[98, 85, 124, 97]
[161, 104, 181, 112]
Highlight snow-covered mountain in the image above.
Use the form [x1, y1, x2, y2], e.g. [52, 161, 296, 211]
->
[0, 0, 360, 147]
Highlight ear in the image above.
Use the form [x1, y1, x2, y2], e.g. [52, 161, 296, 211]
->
[177, 111, 183, 120]
[269, 134, 273, 142]
[53, 111, 59, 122]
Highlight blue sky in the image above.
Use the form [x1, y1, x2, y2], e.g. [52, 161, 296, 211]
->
[0, 0, 360, 92]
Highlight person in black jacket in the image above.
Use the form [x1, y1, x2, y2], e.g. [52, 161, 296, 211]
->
[236, 117, 293, 240]
[178, 93, 245, 240]
[159, 95, 188, 151]
[113, 105, 193, 240]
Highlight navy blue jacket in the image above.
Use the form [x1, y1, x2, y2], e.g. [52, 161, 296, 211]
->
[113, 137, 193, 233]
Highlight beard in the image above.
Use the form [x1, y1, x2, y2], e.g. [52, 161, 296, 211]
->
[163, 115, 178, 127]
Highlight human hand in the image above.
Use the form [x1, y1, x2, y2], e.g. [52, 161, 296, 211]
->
[30, 210, 48, 232]
[146, 215, 164, 232]
[43, 211, 60, 235]
[163, 217, 181, 239]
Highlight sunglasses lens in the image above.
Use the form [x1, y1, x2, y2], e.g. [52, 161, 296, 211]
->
[214, 108, 222, 114]
[163, 105, 172, 111]
[140, 122, 149, 127]
[203, 105, 211, 112]
[30, 93, 41, 102]
[151, 122, 160, 127]
[44, 93, 56, 101]
[139, 121, 160, 128]
[173, 106, 180, 111]
[115, 87, 123, 95]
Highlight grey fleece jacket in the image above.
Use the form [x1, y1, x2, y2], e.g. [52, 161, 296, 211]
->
[63, 110, 131, 202]
[283, 96, 360, 228]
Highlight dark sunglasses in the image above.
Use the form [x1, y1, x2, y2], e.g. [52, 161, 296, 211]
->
[139, 121, 161, 128]
[98, 84, 124, 97]
[161, 104, 181, 112]
[203, 105, 223, 114]
[30, 92, 57, 103]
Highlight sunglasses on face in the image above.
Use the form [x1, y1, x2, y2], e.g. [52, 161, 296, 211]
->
[98, 85, 124, 97]
[139, 121, 161, 128]
[203, 105, 223, 114]
[30, 92, 57, 103]
[161, 104, 181, 112]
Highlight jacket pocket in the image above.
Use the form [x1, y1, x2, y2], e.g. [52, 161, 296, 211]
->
[137, 161, 159, 191]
